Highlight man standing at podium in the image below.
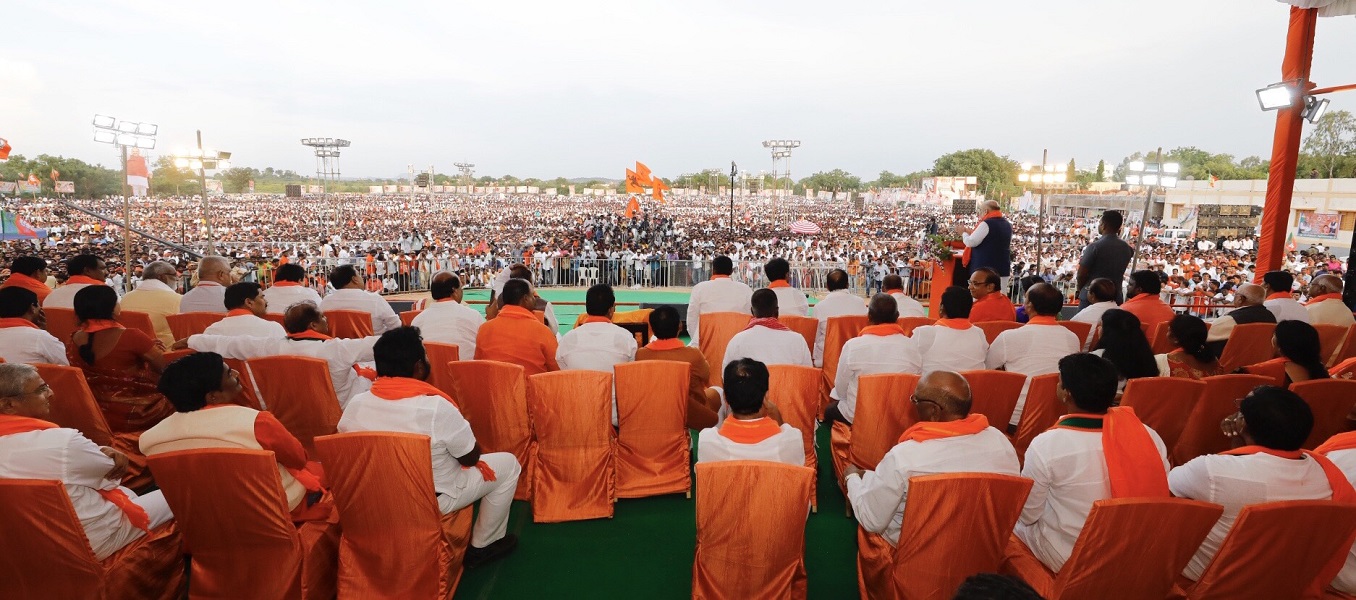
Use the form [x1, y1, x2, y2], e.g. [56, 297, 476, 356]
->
[957, 200, 1012, 294]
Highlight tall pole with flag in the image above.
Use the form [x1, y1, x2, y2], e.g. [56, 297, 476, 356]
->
[729, 162, 737, 236]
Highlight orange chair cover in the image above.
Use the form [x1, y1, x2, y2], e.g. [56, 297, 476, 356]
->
[146, 449, 339, 600]
[45, 307, 79, 348]
[1150, 322, 1177, 354]
[1003, 498, 1222, 600]
[857, 525, 896, 600]
[34, 363, 151, 491]
[976, 321, 1022, 344]
[1056, 320, 1093, 350]
[246, 356, 342, 456]
[847, 373, 922, 471]
[399, 310, 421, 326]
[1217, 323, 1278, 372]
[116, 311, 159, 342]
[447, 360, 534, 501]
[222, 357, 263, 410]
[313, 433, 473, 599]
[961, 370, 1028, 429]
[614, 361, 692, 498]
[778, 315, 819, 354]
[526, 370, 617, 522]
[423, 342, 461, 402]
[1292, 379, 1356, 450]
[897, 317, 935, 337]
[572, 308, 654, 338]
[767, 365, 823, 508]
[692, 461, 814, 600]
[1121, 377, 1207, 455]
[889, 474, 1033, 600]
[1314, 324, 1349, 367]
[323, 310, 374, 339]
[1012, 373, 1062, 464]
[1334, 357, 1356, 380]
[1241, 358, 1288, 388]
[264, 313, 287, 327]
[699, 312, 751, 386]
[0, 479, 184, 600]
[1172, 374, 1270, 465]
[1185, 501, 1356, 600]
[822, 315, 872, 390]
[165, 312, 227, 341]
[1333, 325, 1356, 367]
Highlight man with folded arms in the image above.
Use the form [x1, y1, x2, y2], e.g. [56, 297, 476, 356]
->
[722, 289, 812, 371]
[911, 286, 989, 373]
[202, 282, 287, 338]
[43, 254, 109, 309]
[118, 261, 182, 347]
[968, 267, 1016, 323]
[410, 272, 483, 361]
[696, 358, 801, 465]
[843, 370, 1019, 546]
[0, 287, 67, 365]
[686, 255, 753, 348]
[475, 279, 559, 376]
[319, 264, 401, 334]
[883, 274, 927, 319]
[339, 326, 521, 567]
[811, 268, 868, 368]
[987, 283, 1081, 428]
[261, 263, 323, 314]
[764, 258, 810, 317]
[825, 294, 923, 426]
[635, 306, 722, 430]
[2, 256, 53, 304]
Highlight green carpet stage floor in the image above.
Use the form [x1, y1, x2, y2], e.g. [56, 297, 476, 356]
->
[454, 426, 859, 599]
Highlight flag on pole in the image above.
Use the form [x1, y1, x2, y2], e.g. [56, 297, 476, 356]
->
[50, 168, 59, 182]
[651, 177, 670, 203]
[1286, 232, 1296, 252]
[26, 173, 39, 186]
[624, 196, 640, 218]
[625, 169, 645, 193]
[634, 162, 653, 186]
[0, 138, 11, 160]
[127, 150, 151, 196]
[1208, 173, 1219, 188]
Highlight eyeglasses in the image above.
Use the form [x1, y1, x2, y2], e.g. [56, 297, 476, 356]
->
[5, 383, 51, 399]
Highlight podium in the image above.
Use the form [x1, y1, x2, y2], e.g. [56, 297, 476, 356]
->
[927, 244, 968, 318]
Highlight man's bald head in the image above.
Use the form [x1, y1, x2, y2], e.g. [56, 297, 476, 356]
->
[283, 302, 327, 335]
[1235, 283, 1265, 306]
[916, 370, 972, 419]
[429, 271, 461, 301]
[980, 200, 1000, 213]
[867, 294, 899, 325]
[1311, 274, 1343, 296]
[198, 256, 232, 285]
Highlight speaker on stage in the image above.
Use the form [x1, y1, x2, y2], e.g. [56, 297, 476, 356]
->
[285, 184, 302, 198]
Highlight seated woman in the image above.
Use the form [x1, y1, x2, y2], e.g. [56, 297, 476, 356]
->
[1091, 309, 1158, 390]
[1155, 314, 1226, 380]
[140, 352, 331, 521]
[69, 285, 171, 432]
[1274, 320, 1331, 385]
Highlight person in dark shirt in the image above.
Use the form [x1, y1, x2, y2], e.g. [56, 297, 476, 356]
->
[1077, 210, 1134, 308]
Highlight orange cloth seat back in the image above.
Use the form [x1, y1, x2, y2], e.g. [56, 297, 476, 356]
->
[1333, 357, 1356, 380]
[692, 461, 814, 600]
[34, 363, 152, 491]
[1002, 498, 1222, 600]
[245, 355, 341, 456]
[1012, 373, 1062, 464]
[399, 310, 421, 326]
[1055, 320, 1092, 349]
[1332, 324, 1356, 367]
[822, 315, 872, 389]
[1150, 322, 1176, 354]
[116, 311, 159, 341]
[890, 474, 1033, 600]
[0, 479, 184, 600]
[848, 373, 922, 471]
[897, 317, 935, 337]
[1120, 376, 1207, 455]
[1184, 500, 1356, 600]
[767, 364, 823, 509]
[223, 357, 263, 411]
[1217, 323, 1278, 372]
[263, 313, 287, 327]
[1241, 358, 1288, 387]
[1291, 379, 1356, 449]
[976, 321, 1022, 344]
[44, 307, 79, 348]
[146, 448, 339, 600]
[1172, 374, 1271, 465]
[525, 370, 616, 522]
[573, 308, 653, 339]
[614, 361, 691, 498]
[165, 312, 226, 341]
[960, 370, 1028, 429]
[313, 432, 473, 600]
[698, 312, 750, 386]
[447, 360, 533, 501]
[322, 310, 374, 339]
[1314, 323, 1349, 367]
[423, 342, 461, 403]
[777, 315, 818, 354]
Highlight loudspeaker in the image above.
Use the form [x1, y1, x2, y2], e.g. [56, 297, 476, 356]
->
[285, 184, 302, 198]
[951, 199, 976, 216]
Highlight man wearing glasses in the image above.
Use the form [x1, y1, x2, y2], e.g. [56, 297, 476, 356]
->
[0, 287, 68, 365]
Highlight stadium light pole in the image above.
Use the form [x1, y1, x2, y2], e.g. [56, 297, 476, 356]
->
[93, 114, 157, 291]
[762, 139, 801, 228]
[1125, 148, 1180, 275]
[729, 162, 737, 235]
[1016, 149, 1067, 277]
[171, 132, 231, 256]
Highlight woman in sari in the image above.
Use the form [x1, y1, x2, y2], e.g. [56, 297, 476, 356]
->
[68, 285, 172, 432]
[1154, 314, 1227, 380]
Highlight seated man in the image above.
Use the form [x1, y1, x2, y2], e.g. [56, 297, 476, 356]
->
[118, 261, 182, 347]
[179, 256, 233, 314]
[826, 294, 922, 425]
[1262, 270, 1309, 323]
[0, 256, 53, 304]
[764, 257, 810, 317]
[722, 289, 813, 371]
[485, 264, 560, 332]
[141, 352, 329, 521]
[1069, 278, 1117, 350]
[811, 268, 868, 367]
[635, 306, 722, 430]
[1171, 386, 1353, 583]
[410, 272, 483, 361]
[474, 279, 560, 376]
[912, 286, 989, 373]
[556, 284, 635, 372]
[43, 254, 109, 309]
[203, 282, 287, 338]
[261, 263, 323, 314]
[968, 267, 1016, 323]
[883, 274, 927, 319]
[1204, 283, 1275, 357]
[0, 287, 67, 365]
[0, 362, 173, 559]
[696, 358, 801, 465]
[338, 326, 520, 567]
[1014, 353, 1170, 573]
[1306, 274, 1355, 328]
[686, 255, 753, 347]
[1121, 270, 1176, 333]
[318, 265, 401, 334]
[987, 283, 1081, 427]
[844, 370, 1019, 546]
[1319, 429, 1356, 595]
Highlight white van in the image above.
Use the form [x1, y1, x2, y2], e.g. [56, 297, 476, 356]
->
[1157, 228, 1192, 244]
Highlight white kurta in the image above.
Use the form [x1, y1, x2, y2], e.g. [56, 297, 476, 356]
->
[770, 285, 811, 318]
[686, 278, 754, 347]
[986, 324, 1080, 426]
[187, 334, 377, 407]
[180, 281, 228, 313]
[890, 292, 928, 319]
[812, 290, 868, 367]
[410, 300, 485, 361]
[203, 314, 287, 338]
[556, 322, 637, 373]
[722, 325, 814, 372]
[1264, 297, 1311, 324]
[1326, 448, 1356, 594]
[0, 324, 69, 365]
[319, 288, 402, 334]
[261, 285, 324, 314]
[1070, 301, 1117, 351]
[42, 282, 99, 309]
[911, 324, 989, 373]
[1309, 298, 1356, 328]
[831, 333, 923, 423]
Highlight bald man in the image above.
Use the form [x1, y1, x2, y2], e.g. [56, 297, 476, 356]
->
[1205, 283, 1276, 357]
[180, 256, 233, 313]
[410, 272, 484, 360]
[843, 370, 1020, 546]
[1307, 274, 1355, 328]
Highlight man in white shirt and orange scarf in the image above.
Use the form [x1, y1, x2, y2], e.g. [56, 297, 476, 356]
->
[912, 286, 990, 373]
[1306, 274, 1355, 328]
[826, 294, 923, 426]
[201, 282, 287, 338]
[722, 289, 813, 372]
[43, 254, 109, 309]
[685, 255, 753, 347]
[763, 257, 810, 317]
[697, 358, 802, 466]
[1318, 428, 1356, 595]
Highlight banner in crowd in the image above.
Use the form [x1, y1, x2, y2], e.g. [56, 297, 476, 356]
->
[55, 181, 75, 194]
[127, 151, 151, 197]
[1297, 211, 1341, 239]
[0, 182, 15, 194]
[383, 185, 397, 193]
[0, 210, 47, 240]
[16, 181, 40, 194]
[369, 185, 384, 194]
[205, 180, 224, 193]
[543, 188, 557, 195]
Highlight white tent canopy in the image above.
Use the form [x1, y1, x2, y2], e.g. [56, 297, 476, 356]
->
[1277, 0, 1356, 17]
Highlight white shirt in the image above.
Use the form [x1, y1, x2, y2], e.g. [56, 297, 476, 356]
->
[1169, 451, 1338, 582]
[0, 323, 68, 365]
[812, 290, 868, 367]
[1309, 298, 1356, 328]
[338, 391, 480, 501]
[1327, 448, 1356, 594]
[202, 314, 287, 338]
[1016, 425, 1169, 573]
[42, 282, 100, 309]
[696, 419, 804, 466]
[890, 292, 927, 319]
[410, 300, 484, 361]
[722, 325, 813, 371]
[986, 323, 1081, 425]
[320, 288, 401, 334]
[846, 427, 1019, 545]
[180, 281, 227, 313]
[686, 277, 753, 346]
[1070, 301, 1117, 351]
[261, 284, 323, 314]
[187, 334, 377, 407]
[911, 324, 989, 373]
[963, 221, 990, 248]
[556, 321, 636, 373]
[770, 284, 811, 318]
[831, 332, 923, 423]
[1264, 296, 1311, 324]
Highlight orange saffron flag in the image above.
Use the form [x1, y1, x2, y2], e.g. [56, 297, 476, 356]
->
[625, 169, 645, 193]
[635, 162, 654, 186]
[624, 196, 640, 218]
[651, 177, 670, 203]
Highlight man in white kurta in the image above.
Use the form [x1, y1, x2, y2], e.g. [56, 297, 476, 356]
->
[722, 289, 813, 371]
[911, 286, 989, 373]
[987, 283, 1081, 427]
[827, 294, 923, 425]
[764, 257, 810, 317]
[261, 263, 323, 314]
[409, 272, 483, 361]
[1262, 270, 1311, 323]
[1319, 431, 1356, 595]
[180, 256, 233, 314]
[556, 285, 637, 424]
[319, 265, 401, 334]
[202, 282, 287, 338]
[1069, 278, 1118, 351]
[43, 254, 109, 309]
[811, 269, 868, 367]
[883, 274, 927, 318]
[1306, 274, 1355, 328]
[0, 287, 68, 365]
[697, 357, 803, 466]
[685, 256, 753, 347]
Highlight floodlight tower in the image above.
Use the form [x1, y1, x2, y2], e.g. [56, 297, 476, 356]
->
[762, 139, 801, 227]
[301, 137, 350, 220]
[454, 162, 475, 187]
[93, 114, 158, 290]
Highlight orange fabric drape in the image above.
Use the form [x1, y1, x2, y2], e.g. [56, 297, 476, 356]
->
[778, 315, 818, 354]
[525, 371, 616, 523]
[1056, 320, 1092, 349]
[45, 307, 80, 346]
[1291, 380, 1356, 449]
[897, 317, 935, 337]
[1012, 373, 1061, 464]
[975, 321, 1022, 344]
[960, 370, 1028, 430]
[423, 342, 461, 402]
[115, 311, 159, 342]
[1101, 407, 1170, 498]
[447, 360, 534, 501]
[847, 373, 921, 471]
[313, 432, 474, 599]
[1119, 377, 1206, 457]
[822, 316, 871, 391]
[698, 312, 751, 387]
[1242, 358, 1288, 388]
[766, 365, 822, 508]
[897, 413, 988, 444]
[693, 461, 814, 600]
[34, 364, 152, 491]
[1172, 375, 1272, 465]
[323, 310, 374, 339]
[614, 361, 692, 498]
[246, 356, 342, 456]
[165, 312, 227, 340]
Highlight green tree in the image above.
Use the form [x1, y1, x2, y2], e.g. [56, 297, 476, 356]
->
[149, 156, 198, 196]
[1302, 109, 1356, 178]
[1095, 160, 1105, 181]
[219, 167, 259, 193]
[797, 169, 862, 193]
[1066, 159, 1076, 182]
[931, 148, 1019, 199]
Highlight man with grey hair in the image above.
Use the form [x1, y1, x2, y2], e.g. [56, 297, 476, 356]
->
[1205, 282, 1276, 357]
[957, 200, 1012, 292]
[119, 260, 182, 346]
[0, 363, 175, 559]
[1307, 274, 1355, 328]
[180, 256, 233, 314]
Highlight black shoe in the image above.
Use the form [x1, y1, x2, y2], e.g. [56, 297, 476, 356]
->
[464, 534, 518, 569]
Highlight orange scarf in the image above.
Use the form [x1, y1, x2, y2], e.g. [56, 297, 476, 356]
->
[498, 305, 537, 320]
[1027, 315, 1058, 325]
[1265, 292, 1292, 301]
[368, 377, 495, 481]
[4, 272, 50, 293]
[961, 210, 1003, 267]
[287, 330, 332, 341]
[226, 309, 254, 317]
[767, 280, 790, 289]
[0, 318, 38, 329]
[935, 318, 972, 330]
[581, 316, 612, 325]
[1306, 293, 1342, 306]
[1122, 293, 1157, 307]
[711, 275, 730, 280]
[65, 275, 106, 287]
[646, 338, 685, 351]
[1317, 432, 1356, 455]
[717, 416, 782, 444]
[1052, 408, 1170, 498]
[0, 415, 150, 531]
[272, 281, 304, 287]
[81, 319, 124, 334]
[883, 287, 904, 294]
[1223, 445, 1356, 503]
[898, 414, 989, 444]
[745, 317, 790, 331]
[859, 324, 905, 337]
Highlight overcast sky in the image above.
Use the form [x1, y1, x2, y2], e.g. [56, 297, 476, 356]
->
[4, 0, 1354, 181]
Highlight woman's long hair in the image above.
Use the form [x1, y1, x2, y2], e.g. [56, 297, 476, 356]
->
[1275, 320, 1330, 380]
[72, 285, 118, 366]
[1169, 314, 1217, 364]
[1094, 309, 1159, 379]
